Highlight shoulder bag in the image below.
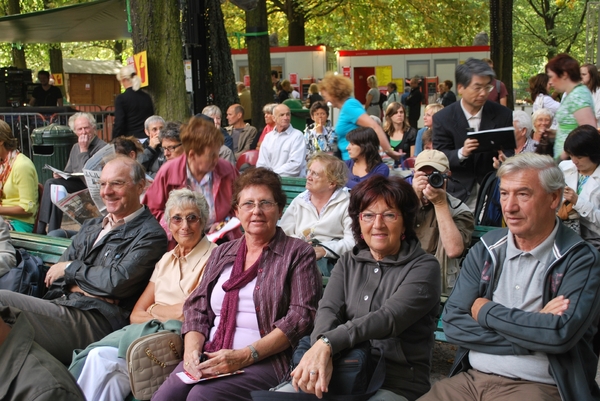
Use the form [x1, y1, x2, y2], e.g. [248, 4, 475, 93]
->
[127, 331, 183, 400]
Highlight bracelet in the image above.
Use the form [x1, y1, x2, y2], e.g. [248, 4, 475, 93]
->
[147, 303, 157, 315]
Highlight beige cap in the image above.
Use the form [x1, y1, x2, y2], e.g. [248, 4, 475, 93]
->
[414, 150, 449, 172]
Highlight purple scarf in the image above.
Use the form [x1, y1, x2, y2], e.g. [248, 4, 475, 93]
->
[204, 237, 261, 352]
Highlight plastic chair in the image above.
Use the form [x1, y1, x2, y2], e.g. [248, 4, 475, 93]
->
[236, 150, 259, 171]
[401, 157, 415, 169]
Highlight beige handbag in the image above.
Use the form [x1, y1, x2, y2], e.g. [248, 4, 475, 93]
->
[127, 331, 183, 400]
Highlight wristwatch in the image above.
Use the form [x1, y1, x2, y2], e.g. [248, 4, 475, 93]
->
[248, 344, 259, 363]
[320, 336, 332, 350]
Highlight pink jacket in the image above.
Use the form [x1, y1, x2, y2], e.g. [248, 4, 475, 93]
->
[143, 155, 241, 248]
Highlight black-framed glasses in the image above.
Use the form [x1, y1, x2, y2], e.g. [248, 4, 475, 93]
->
[170, 214, 201, 225]
[359, 212, 399, 223]
[238, 200, 278, 212]
[163, 143, 182, 152]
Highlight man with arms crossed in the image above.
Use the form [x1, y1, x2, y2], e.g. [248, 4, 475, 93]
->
[418, 153, 600, 401]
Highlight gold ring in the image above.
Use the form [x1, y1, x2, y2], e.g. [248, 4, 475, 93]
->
[215, 371, 220, 375]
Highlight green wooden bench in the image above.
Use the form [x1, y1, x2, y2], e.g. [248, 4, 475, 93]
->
[280, 176, 307, 210]
[9, 232, 72, 266]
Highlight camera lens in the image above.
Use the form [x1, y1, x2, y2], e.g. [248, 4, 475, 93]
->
[428, 172, 445, 188]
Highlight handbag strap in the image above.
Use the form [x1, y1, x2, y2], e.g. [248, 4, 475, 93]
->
[340, 346, 386, 401]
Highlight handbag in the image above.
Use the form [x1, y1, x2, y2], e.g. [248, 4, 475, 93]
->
[251, 336, 386, 401]
[311, 240, 340, 277]
[557, 201, 580, 234]
[127, 331, 183, 400]
[0, 248, 47, 298]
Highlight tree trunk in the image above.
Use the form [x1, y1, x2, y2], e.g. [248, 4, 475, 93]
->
[246, 0, 272, 134]
[490, 0, 513, 109]
[288, 3, 306, 46]
[7, 0, 26, 69]
[130, 0, 188, 121]
[49, 44, 65, 98]
[206, 0, 238, 114]
[113, 41, 124, 63]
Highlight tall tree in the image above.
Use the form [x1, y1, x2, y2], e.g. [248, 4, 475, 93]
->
[490, 0, 513, 108]
[269, 0, 346, 45]
[245, 0, 273, 133]
[129, 0, 188, 121]
[7, 0, 26, 69]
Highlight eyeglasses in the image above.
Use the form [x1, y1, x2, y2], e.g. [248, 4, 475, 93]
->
[163, 143, 182, 152]
[359, 212, 399, 223]
[239, 200, 278, 212]
[99, 180, 130, 190]
[306, 169, 323, 178]
[170, 214, 201, 225]
[469, 84, 494, 94]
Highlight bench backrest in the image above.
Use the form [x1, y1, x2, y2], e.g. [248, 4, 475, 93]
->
[9, 232, 72, 266]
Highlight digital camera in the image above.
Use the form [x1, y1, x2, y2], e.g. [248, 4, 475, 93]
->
[427, 171, 449, 188]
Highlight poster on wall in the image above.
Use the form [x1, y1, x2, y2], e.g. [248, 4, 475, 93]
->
[375, 66, 392, 88]
[289, 73, 298, 85]
[128, 52, 149, 88]
[342, 66, 351, 78]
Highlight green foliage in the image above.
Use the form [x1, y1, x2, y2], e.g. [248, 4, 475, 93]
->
[513, 0, 588, 101]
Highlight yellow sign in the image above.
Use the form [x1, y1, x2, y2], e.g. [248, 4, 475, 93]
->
[375, 66, 392, 87]
[393, 78, 404, 93]
[134, 51, 149, 87]
[52, 73, 63, 86]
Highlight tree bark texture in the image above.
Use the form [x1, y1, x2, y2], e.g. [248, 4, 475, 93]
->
[7, 0, 26, 69]
[490, 0, 513, 109]
[130, 0, 188, 121]
[49, 45, 65, 98]
[246, 0, 273, 134]
[288, 2, 306, 46]
[206, 0, 238, 114]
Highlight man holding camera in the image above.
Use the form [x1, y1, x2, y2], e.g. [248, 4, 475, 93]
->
[412, 150, 474, 295]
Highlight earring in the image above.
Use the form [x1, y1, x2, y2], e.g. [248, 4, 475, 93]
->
[401, 233, 406, 240]
[360, 234, 364, 239]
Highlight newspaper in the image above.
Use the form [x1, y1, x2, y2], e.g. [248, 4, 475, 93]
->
[83, 144, 116, 214]
[53, 188, 102, 225]
[42, 164, 84, 180]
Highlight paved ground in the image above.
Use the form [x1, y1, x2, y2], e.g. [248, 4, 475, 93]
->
[431, 341, 600, 385]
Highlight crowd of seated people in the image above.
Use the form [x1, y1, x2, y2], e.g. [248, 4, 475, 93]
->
[4, 51, 600, 401]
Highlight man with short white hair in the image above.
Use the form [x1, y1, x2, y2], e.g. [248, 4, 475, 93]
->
[418, 152, 600, 401]
[257, 104, 307, 177]
[36, 112, 107, 234]
[139, 115, 166, 177]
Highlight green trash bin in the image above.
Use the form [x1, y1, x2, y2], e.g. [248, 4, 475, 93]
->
[30, 124, 78, 184]
[283, 99, 310, 132]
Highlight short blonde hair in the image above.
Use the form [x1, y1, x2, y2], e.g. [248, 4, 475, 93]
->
[319, 73, 353, 101]
[308, 153, 349, 189]
[367, 75, 378, 87]
[424, 103, 444, 114]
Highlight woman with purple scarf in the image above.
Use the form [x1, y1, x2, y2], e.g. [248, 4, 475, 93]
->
[152, 168, 321, 401]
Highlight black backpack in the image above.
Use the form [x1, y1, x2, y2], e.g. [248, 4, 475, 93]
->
[474, 170, 504, 227]
[0, 248, 48, 298]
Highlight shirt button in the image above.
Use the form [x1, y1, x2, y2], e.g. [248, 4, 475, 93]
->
[258, 269, 263, 273]
[515, 285, 520, 290]
[255, 286, 260, 291]
[374, 268, 379, 273]
[255, 307, 260, 312]
[364, 295, 369, 301]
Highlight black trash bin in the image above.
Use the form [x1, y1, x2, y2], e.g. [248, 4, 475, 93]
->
[30, 124, 77, 184]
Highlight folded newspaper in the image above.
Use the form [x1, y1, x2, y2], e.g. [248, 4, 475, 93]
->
[43, 164, 84, 180]
[50, 144, 116, 224]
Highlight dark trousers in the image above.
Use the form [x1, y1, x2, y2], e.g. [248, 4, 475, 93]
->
[36, 177, 86, 234]
[152, 358, 279, 401]
[0, 291, 114, 365]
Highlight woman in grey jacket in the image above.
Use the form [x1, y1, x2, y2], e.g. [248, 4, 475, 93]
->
[291, 175, 441, 401]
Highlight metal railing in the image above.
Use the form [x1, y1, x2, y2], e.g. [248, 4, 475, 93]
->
[0, 113, 47, 158]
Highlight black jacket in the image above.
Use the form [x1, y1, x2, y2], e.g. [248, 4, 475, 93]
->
[112, 87, 155, 139]
[432, 100, 513, 201]
[45, 207, 167, 331]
